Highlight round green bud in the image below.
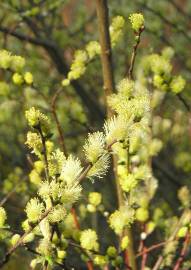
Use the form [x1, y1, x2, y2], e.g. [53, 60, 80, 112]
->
[81, 254, 89, 262]
[146, 221, 156, 234]
[12, 73, 23, 85]
[115, 256, 123, 266]
[107, 246, 117, 257]
[57, 250, 66, 259]
[94, 255, 107, 266]
[0, 50, 12, 69]
[121, 236, 129, 250]
[11, 55, 25, 71]
[24, 72, 33, 85]
[170, 75, 185, 94]
[62, 79, 70, 86]
[136, 208, 149, 222]
[88, 192, 102, 206]
[11, 234, 20, 246]
[34, 161, 44, 174]
[87, 204, 96, 213]
[52, 233, 59, 244]
[177, 226, 188, 238]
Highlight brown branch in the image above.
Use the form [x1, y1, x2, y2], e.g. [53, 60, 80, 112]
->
[128, 26, 144, 80]
[37, 124, 50, 181]
[95, 1, 136, 270]
[51, 88, 68, 156]
[95, 0, 115, 118]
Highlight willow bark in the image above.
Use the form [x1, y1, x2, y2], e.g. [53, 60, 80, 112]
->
[95, 1, 137, 269]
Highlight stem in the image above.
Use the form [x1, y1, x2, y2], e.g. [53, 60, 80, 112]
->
[51, 88, 68, 156]
[152, 210, 188, 270]
[37, 124, 50, 181]
[128, 27, 144, 80]
[95, 0, 115, 118]
[95, 1, 137, 269]
[0, 207, 53, 268]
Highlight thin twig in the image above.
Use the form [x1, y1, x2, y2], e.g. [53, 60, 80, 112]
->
[37, 124, 50, 181]
[0, 207, 53, 268]
[173, 232, 190, 270]
[51, 88, 68, 156]
[152, 210, 188, 270]
[128, 26, 144, 80]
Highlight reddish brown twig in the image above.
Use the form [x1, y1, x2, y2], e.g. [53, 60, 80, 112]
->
[173, 232, 190, 270]
[128, 26, 144, 80]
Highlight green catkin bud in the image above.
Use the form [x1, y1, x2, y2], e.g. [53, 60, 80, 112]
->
[12, 73, 23, 85]
[80, 229, 99, 251]
[84, 132, 105, 163]
[87, 204, 96, 213]
[11, 234, 20, 246]
[109, 207, 135, 235]
[129, 13, 144, 32]
[88, 192, 102, 206]
[146, 221, 156, 234]
[170, 75, 186, 94]
[29, 170, 41, 185]
[0, 50, 12, 69]
[94, 255, 107, 266]
[136, 207, 149, 222]
[0, 207, 7, 227]
[62, 78, 70, 86]
[11, 55, 25, 71]
[107, 246, 117, 257]
[25, 197, 44, 223]
[25, 132, 42, 154]
[177, 226, 188, 238]
[24, 72, 33, 84]
[86, 41, 100, 59]
[22, 220, 31, 231]
[57, 250, 66, 259]
[25, 107, 50, 130]
[121, 236, 129, 250]
[34, 160, 44, 174]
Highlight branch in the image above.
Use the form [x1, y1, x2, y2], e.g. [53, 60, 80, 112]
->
[152, 210, 188, 270]
[95, 1, 137, 270]
[0, 207, 53, 268]
[173, 232, 190, 270]
[95, 0, 115, 118]
[128, 26, 144, 80]
[37, 124, 50, 181]
[51, 88, 68, 156]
